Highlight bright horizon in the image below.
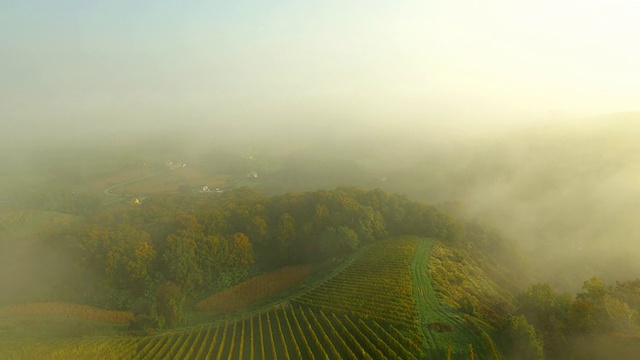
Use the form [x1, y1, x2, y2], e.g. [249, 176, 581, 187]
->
[2, 0, 639, 141]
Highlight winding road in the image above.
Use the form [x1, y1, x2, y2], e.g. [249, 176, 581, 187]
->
[102, 170, 166, 199]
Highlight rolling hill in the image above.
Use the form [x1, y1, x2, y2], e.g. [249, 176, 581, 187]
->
[0, 236, 512, 359]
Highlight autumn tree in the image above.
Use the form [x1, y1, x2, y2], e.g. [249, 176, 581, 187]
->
[230, 232, 254, 267]
[197, 234, 224, 288]
[574, 276, 608, 333]
[156, 281, 185, 328]
[161, 232, 203, 295]
[275, 212, 296, 262]
[498, 315, 544, 360]
[516, 283, 571, 356]
[80, 224, 156, 303]
[603, 295, 638, 333]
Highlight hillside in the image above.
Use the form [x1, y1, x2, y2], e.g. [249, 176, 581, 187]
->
[2, 183, 639, 359]
[0, 236, 514, 359]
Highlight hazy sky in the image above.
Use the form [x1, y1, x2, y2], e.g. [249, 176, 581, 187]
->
[2, 0, 639, 140]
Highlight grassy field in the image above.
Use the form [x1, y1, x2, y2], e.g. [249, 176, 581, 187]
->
[102, 168, 230, 195]
[412, 239, 494, 359]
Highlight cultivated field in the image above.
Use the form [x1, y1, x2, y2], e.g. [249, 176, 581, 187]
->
[0, 210, 78, 232]
[0, 303, 133, 325]
[293, 237, 422, 336]
[0, 237, 497, 359]
[0, 304, 420, 360]
[0, 210, 36, 227]
[196, 265, 313, 316]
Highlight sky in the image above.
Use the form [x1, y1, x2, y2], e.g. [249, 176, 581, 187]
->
[1, 0, 639, 141]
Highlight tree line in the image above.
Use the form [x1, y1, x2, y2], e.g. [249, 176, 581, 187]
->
[499, 277, 640, 359]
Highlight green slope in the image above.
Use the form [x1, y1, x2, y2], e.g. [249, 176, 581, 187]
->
[412, 238, 501, 359]
[0, 236, 517, 359]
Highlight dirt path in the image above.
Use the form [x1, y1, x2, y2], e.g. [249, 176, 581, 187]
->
[103, 170, 166, 197]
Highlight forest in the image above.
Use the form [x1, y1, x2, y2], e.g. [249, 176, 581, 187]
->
[39, 187, 465, 323]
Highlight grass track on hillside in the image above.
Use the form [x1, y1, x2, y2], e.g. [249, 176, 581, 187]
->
[412, 238, 490, 359]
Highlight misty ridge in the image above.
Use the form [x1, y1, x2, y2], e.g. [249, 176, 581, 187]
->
[3, 112, 640, 291]
[3, 1, 640, 358]
[3, 108, 640, 359]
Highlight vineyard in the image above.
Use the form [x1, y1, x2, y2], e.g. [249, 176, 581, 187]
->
[0, 304, 424, 359]
[0, 236, 499, 359]
[293, 236, 422, 337]
[0, 210, 36, 227]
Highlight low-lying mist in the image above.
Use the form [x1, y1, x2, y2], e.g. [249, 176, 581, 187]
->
[2, 112, 640, 297]
[175, 113, 640, 291]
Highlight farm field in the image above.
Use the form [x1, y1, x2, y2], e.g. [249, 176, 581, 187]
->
[195, 265, 313, 316]
[0, 304, 420, 360]
[0, 303, 133, 324]
[104, 168, 229, 195]
[0, 209, 78, 233]
[0, 210, 37, 228]
[0, 237, 496, 359]
[293, 237, 422, 337]
[91, 167, 158, 191]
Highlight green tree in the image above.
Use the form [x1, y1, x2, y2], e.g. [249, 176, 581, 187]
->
[230, 232, 254, 267]
[197, 234, 224, 288]
[161, 232, 203, 294]
[603, 295, 638, 333]
[574, 276, 608, 333]
[156, 281, 185, 328]
[275, 212, 296, 262]
[81, 224, 154, 301]
[577, 276, 606, 304]
[499, 315, 544, 360]
[337, 226, 359, 251]
[126, 241, 156, 291]
[569, 299, 597, 334]
[516, 283, 570, 356]
[517, 283, 571, 329]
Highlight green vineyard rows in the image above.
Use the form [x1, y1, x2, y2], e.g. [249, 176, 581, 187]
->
[293, 237, 421, 333]
[2, 236, 484, 359]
